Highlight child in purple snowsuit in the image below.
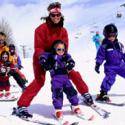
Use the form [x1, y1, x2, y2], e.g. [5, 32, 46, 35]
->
[39, 40, 81, 119]
[95, 24, 125, 102]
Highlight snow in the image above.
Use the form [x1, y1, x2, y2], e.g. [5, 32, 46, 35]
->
[1, 0, 125, 125]
[1, 53, 125, 125]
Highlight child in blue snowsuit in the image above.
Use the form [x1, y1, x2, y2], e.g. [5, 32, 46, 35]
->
[92, 31, 102, 51]
[95, 24, 125, 102]
[39, 40, 81, 119]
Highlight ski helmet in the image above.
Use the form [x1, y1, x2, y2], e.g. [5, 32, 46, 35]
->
[9, 44, 15, 49]
[103, 23, 118, 38]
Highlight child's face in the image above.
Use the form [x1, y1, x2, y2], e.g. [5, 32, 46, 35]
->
[0, 35, 6, 48]
[9, 48, 15, 54]
[107, 34, 116, 42]
[55, 44, 65, 56]
[2, 54, 8, 62]
[50, 13, 61, 24]
[108, 36, 116, 42]
[0, 34, 6, 41]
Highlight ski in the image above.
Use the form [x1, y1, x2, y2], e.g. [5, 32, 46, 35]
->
[55, 119, 79, 125]
[97, 101, 125, 106]
[0, 114, 55, 125]
[106, 101, 125, 106]
[20, 117, 55, 125]
[0, 97, 18, 101]
[79, 97, 110, 118]
[0, 94, 18, 101]
[52, 113, 79, 125]
[0, 90, 21, 94]
[74, 113, 94, 121]
[90, 104, 110, 118]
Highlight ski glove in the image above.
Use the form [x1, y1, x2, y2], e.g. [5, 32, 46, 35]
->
[95, 62, 100, 74]
[18, 65, 23, 70]
[4, 61, 11, 67]
[39, 56, 51, 71]
[66, 60, 75, 71]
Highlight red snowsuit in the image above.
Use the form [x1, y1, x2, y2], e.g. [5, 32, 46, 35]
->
[0, 61, 14, 91]
[17, 21, 89, 107]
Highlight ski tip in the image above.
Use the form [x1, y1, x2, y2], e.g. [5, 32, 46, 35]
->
[103, 113, 110, 119]
[63, 121, 69, 125]
[71, 122, 79, 125]
[88, 115, 95, 121]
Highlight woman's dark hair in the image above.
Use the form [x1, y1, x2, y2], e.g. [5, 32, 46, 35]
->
[47, 2, 61, 11]
[51, 40, 67, 54]
[0, 32, 6, 37]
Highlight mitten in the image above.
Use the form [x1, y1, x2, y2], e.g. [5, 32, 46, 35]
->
[66, 60, 75, 71]
[39, 56, 51, 70]
[95, 62, 100, 74]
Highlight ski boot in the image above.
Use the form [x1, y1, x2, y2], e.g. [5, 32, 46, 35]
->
[82, 93, 94, 106]
[12, 107, 33, 118]
[21, 84, 27, 92]
[55, 110, 63, 120]
[96, 91, 110, 102]
[22, 78, 28, 84]
[71, 105, 81, 115]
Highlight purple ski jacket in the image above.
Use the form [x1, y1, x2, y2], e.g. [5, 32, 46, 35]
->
[96, 39, 125, 67]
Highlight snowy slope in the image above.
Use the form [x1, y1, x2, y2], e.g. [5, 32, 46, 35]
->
[1, 1, 125, 125]
[1, 53, 125, 125]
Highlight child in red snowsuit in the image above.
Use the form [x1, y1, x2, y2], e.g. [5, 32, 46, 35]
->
[0, 51, 14, 98]
[0, 32, 27, 91]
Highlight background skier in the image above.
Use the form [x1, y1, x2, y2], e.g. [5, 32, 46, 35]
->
[0, 51, 15, 98]
[92, 31, 102, 51]
[0, 32, 27, 91]
[95, 24, 125, 102]
[9, 44, 28, 84]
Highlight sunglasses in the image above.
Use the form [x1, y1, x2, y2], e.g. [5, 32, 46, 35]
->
[56, 48, 65, 52]
[2, 56, 8, 59]
[50, 13, 61, 17]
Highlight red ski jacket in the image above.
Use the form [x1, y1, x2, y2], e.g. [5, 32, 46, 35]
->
[33, 22, 69, 65]
[34, 23, 68, 58]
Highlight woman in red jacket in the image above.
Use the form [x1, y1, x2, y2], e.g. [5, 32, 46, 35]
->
[13, 2, 93, 118]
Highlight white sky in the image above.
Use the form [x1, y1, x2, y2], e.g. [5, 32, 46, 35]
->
[0, 0, 125, 57]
